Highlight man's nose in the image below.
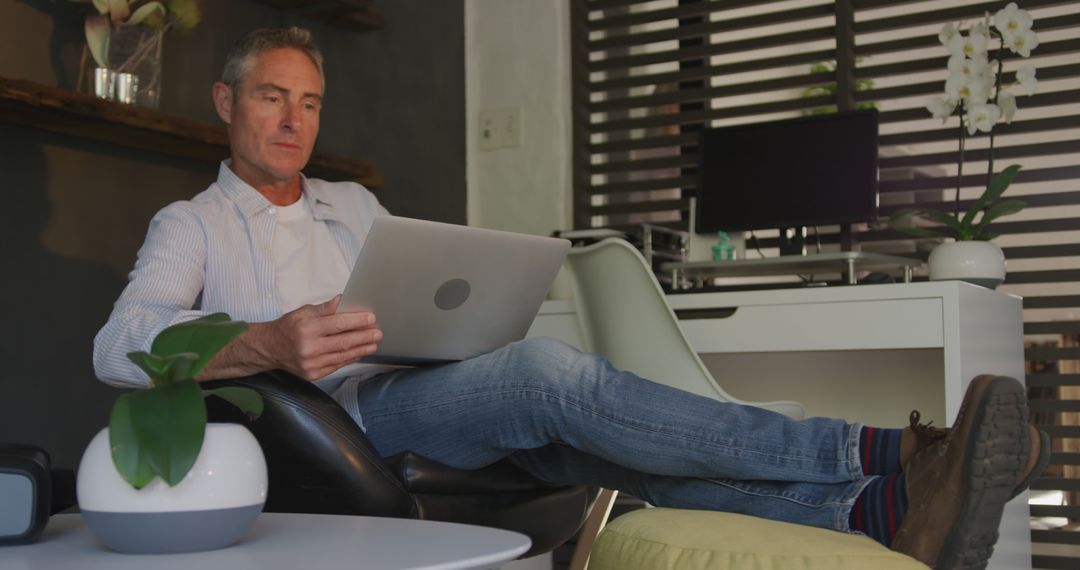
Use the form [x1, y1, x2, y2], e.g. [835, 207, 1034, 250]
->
[280, 103, 302, 132]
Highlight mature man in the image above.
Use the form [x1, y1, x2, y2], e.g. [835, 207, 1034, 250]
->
[95, 28, 1045, 569]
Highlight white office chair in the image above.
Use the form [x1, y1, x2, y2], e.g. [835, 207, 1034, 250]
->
[561, 238, 807, 569]
[563, 238, 805, 420]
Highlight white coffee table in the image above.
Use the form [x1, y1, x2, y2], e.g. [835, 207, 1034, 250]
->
[0, 512, 532, 570]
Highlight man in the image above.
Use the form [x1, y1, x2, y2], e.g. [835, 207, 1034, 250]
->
[95, 28, 1046, 569]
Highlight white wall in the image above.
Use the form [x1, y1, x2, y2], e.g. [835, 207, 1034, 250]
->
[464, 0, 572, 236]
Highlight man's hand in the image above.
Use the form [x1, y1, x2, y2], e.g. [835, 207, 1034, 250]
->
[197, 295, 382, 382]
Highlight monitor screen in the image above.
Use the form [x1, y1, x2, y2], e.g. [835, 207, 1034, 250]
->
[695, 109, 879, 234]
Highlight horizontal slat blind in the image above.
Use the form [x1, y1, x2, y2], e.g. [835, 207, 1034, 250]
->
[573, 0, 1080, 565]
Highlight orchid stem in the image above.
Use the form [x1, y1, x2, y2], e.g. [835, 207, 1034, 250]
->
[988, 37, 1004, 192]
[956, 101, 965, 219]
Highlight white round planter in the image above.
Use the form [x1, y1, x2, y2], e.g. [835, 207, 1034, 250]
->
[928, 240, 1006, 289]
[77, 423, 267, 554]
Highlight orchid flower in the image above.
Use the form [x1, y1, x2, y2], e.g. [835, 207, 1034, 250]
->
[947, 72, 989, 107]
[997, 90, 1017, 123]
[968, 103, 1001, 135]
[1007, 29, 1039, 57]
[948, 53, 989, 81]
[994, 2, 1034, 42]
[938, 22, 959, 46]
[927, 96, 957, 122]
[948, 28, 989, 58]
[1016, 64, 1038, 96]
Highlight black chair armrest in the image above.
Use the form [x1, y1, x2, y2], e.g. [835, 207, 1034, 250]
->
[202, 371, 417, 518]
[386, 452, 558, 494]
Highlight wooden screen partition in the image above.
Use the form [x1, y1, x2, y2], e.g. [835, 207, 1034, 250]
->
[572, 1, 1080, 567]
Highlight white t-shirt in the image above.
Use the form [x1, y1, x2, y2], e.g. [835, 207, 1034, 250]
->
[272, 196, 351, 312]
[270, 193, 394, 394]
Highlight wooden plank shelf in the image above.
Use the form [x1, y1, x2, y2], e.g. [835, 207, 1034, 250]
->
[0, 76, 384, 188]
[253, 0, 384, 32]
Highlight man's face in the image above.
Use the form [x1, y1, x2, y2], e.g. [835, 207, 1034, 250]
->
[217, 48, 323, 186]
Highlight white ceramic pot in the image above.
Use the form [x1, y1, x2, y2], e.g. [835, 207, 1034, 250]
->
[927, 240, 1006, 289]
[77, 423, 267, 554]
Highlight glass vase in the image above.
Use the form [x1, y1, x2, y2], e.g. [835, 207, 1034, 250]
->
[106, 25, 164, 108]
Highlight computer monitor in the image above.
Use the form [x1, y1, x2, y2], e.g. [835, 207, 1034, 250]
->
[695, 109, 879, 255]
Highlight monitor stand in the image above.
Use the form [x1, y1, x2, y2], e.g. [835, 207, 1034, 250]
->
[777, 226, 806, 256]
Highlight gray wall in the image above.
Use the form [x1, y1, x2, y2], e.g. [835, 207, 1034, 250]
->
[0, 0, 464, 469]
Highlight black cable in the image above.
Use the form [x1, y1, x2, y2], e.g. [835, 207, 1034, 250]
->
[749, 231, 766, 259]
[750, 231, 812, 284]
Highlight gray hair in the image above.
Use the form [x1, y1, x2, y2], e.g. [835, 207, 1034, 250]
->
[221, 27, 325, 92]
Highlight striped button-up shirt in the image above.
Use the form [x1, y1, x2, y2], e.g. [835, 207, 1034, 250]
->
[93, 162, 389, 423]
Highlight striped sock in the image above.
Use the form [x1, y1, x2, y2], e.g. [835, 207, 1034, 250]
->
[849, 473, 908, 547]
[859, 425, 904, 475]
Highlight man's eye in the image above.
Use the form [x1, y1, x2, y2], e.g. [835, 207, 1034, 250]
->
[304, 102, 320, 111]
[263, 95, 280, 103]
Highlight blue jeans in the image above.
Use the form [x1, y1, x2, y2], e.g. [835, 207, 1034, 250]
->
[355, 337, 873, 532]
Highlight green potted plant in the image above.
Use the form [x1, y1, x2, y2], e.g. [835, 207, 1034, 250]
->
[76, 313, 268, 554]
[800, 59, 878, 116]
[889, 2, 1038, 288]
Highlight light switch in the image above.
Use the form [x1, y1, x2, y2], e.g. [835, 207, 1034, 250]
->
[478, 107, 523, 150]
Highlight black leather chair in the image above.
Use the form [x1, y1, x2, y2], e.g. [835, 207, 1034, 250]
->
[203, 371, 599, 557]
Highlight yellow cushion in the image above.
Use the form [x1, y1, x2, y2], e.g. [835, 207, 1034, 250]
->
[589, 508, 929, 570]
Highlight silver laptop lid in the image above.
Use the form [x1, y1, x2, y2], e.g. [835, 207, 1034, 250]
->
[340, 216, 571, 365]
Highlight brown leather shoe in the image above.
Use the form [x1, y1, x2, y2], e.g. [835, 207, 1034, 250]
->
[891, 375, 1030, 570]
[905, 411, 1048, 501]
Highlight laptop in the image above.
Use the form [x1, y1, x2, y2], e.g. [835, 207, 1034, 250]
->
[339, 216, 571, 365]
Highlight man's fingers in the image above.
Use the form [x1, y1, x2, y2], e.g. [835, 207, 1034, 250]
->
[316, 310, 378, 336]
[328, 327, 382, 352]
[320, 294, 342, 315]
[303, 342, 380, 380]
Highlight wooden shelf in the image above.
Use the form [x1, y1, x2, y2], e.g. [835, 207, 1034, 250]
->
[0, 77, 383, 188]
[253, 0, 384, 32]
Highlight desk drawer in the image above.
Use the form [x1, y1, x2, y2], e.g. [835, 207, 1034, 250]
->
[677, 298, 944, 353]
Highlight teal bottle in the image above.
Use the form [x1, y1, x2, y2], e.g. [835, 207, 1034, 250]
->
[712, 231, 736, 261]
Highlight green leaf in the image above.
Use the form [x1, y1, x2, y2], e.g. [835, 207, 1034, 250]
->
[888, 208, 955, 239]
[108, 393, 157, 489]
[127, 1, 165, 26]
[203, 387, 264, 420]
[128, 379, 206, 486]
[976, 198, 1026, 229]
[985, 164, 1023, 203]
[151, 314, 248, 380]
[919, 209, 965, 234]
[965, 164, 1023, 227]
[161, 353, 199, 384]
[165, 0, 202, 30]
[106, 0, 129, 23]
[126, 351, 198, 386]
[891, 224, 954, 239]
[127, 351, 167, 381]
[91, 0, 111, 15]
[84, 14, 110, 68]
[888, 207, 922, 221]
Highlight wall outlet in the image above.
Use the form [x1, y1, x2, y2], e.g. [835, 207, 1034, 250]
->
[479, 107, 523, 151]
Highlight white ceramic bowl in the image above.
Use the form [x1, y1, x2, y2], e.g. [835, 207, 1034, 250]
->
[928, 240, 1006, 289]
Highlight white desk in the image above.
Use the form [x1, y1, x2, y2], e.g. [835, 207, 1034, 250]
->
[0, 513, 531, 570]
[529, 280, 1030, 570]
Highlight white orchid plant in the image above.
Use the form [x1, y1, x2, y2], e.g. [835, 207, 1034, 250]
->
[892, 2, 1038, 241]
[73, 0, 201, 71]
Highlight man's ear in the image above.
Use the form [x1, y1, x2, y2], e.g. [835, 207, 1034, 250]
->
[212, 82, 233, 124]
